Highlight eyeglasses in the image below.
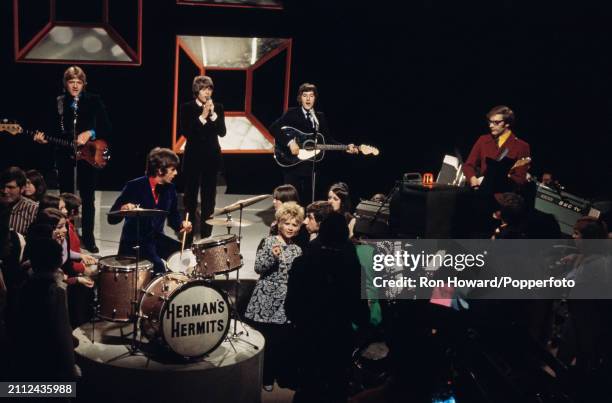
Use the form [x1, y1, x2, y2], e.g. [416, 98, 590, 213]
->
[488, 119, 505, 126]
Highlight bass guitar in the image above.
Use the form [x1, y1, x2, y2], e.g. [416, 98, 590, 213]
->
[273, 126, 379, 168]
[0, 122, 110, 169]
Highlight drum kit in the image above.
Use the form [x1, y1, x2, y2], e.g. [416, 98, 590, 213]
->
[94, 195, 270, 360]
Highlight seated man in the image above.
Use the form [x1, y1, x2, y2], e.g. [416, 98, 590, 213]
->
[0, 167, 38, 235]
[108, 148, 192, 273]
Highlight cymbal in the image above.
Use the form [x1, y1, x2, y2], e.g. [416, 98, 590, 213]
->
[214, 194, 271, 216]
[205, 218, 253, 227]
[107, 208, 168, 218]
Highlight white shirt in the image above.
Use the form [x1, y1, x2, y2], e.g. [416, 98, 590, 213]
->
[301, 106, 319, 130]
[196, 98, 218, 126]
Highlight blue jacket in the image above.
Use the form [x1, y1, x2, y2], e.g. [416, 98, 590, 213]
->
[108, 176, 182, 248]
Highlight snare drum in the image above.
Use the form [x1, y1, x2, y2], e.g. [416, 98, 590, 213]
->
[166, 249, 197, 274]
[140, 277, 231, 358]
[192, 234, 242, 277]
[98, 255, 153, 322]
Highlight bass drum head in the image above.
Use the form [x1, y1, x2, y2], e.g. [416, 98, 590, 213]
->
[160, 281, 231, 358]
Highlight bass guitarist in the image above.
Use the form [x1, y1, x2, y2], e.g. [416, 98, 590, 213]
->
[34, 66, 111, 253]
[271, 83, 357, 203]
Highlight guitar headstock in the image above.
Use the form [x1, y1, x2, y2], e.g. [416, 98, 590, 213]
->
[358, 144, 380, 156]
[0, 121, 23, 136]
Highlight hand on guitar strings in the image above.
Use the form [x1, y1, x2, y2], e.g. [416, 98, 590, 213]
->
[77, 130, 92, 145]
[288, 140, 300, 156]
[33, 131, 48, 144]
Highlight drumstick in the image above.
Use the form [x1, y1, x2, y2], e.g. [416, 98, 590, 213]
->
[180, 212, 189, 258]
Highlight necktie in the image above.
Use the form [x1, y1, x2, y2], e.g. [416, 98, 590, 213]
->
[305, 110, 314, 130]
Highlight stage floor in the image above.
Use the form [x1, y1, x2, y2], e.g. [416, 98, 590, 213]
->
[89, 186, 274, 280]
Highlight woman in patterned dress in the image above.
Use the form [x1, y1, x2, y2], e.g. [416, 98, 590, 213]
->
[245, 201, 304, 391]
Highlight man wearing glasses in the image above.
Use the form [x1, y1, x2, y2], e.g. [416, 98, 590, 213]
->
[463, 105, 531, 190]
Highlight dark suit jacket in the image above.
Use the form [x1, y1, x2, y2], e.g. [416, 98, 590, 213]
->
[270, 107, 332, 175]
[108, 176, 182, 249]
[463, 133, 531, 185]
[52, 91, 111, 155]
[179, 100, 226, 167]
[270, 106, 331, 148]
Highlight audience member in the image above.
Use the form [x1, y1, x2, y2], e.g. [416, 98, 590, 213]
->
[0, 167, 38, 235]
[245, 202, 304, 391]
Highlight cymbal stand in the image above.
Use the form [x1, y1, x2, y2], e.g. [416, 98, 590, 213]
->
[130, 214, 142, 353]
[91, 284, 99, 345]
[228, 202, 256, 349]
[225, 213, 233, 235]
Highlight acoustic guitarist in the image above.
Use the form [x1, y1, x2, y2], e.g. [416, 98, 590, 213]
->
[270, 83, 358, 203]
[34, 66, 112, 253]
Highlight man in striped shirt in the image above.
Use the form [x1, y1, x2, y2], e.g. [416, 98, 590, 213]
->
[0, 167, 38, 235]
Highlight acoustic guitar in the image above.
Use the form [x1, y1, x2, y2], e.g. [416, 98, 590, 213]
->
[273, 126, 379, 168]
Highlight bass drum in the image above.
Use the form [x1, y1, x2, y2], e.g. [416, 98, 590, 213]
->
[140, 277, 231, 359]
[140, 272, 190, 340]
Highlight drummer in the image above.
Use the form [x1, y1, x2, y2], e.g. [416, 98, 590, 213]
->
[108, 148, 192, 273]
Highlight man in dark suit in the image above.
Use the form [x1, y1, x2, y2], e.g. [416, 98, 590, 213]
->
[35, 66, 112, 253]
[270, 83, 357, 203]
[179, 76, 226, 241]
[108, 148, 192, 274]
[463, 105, 531, 192]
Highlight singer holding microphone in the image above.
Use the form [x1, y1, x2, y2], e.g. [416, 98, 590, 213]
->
[179, 75, 226, 241]
[34, 66, 111, 253]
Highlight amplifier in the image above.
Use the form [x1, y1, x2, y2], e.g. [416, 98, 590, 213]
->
[534, 183, 596, 236]
[354, 200, 391, 237]
[391, 183, 491, 238]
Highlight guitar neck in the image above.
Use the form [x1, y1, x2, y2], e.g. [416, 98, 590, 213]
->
[312, 144, 347, 151]
[1, 123, 77, 148]
[25, 130, 74, 148]
[44, 135, 74, 148]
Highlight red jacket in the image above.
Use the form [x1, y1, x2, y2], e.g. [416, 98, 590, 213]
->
[463, 133, 530, 185]
[68, 220, 85, 274]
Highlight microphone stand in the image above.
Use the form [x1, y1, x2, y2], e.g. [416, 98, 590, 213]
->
[310, 114, 319, 204]
[371, 180, 400, 224]
[72, 96, 79, 197]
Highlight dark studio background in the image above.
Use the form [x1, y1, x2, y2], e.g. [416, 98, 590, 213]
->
[1, 0, 611, 202]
